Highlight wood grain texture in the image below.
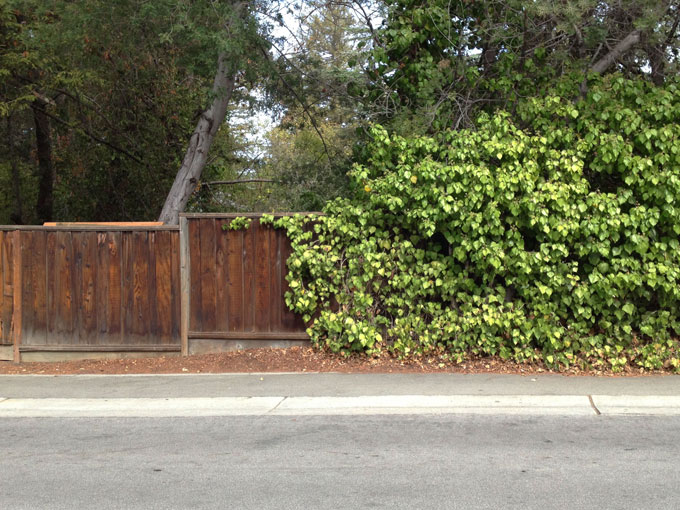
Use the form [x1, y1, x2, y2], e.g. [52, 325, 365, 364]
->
[78, 232, 97, 345]
[242, 221, 256, 331]
[12, 231, 22, 361]
[188, 218, 202, 332]
[95, 233, 110, 342]
[170, 228, 181, 343]
[106, 232, 122, 339]
[253, 220, 270, 332]
[199, 218, 217, 331]
[54, 231, 73, 344]
[121, 231, 134, 345]
[269, 227, 282, 332]
[0, 231, 10, 344]
[154, 230, 173, 343]
[131, 231, 150, 343]
[1, 215, 308, 352]
[226, 228, 243, 332]
[179, 216, 190, 355]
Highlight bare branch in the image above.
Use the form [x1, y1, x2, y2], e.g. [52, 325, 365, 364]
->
[590, 30, 641, 74]
[31, 104, 145, 166]
[204, 179, 275, 186]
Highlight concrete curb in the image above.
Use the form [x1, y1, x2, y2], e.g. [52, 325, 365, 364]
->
[1, 395, 679, 417]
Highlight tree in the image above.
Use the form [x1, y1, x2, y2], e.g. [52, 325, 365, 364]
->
[361, 0, 679, 134]
[255, 0, 372, 211]
[158, 0, 273, 224]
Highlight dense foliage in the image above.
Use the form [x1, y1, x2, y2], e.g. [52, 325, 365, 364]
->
[277, 76, 680, 371]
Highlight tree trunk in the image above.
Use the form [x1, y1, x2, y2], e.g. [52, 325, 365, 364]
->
[32, 99, 54, 223]
[158, 53, 236, 225]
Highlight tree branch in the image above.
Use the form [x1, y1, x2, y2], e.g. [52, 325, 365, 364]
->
[590, 30, 641, 74]
[31, 104, 145, 166]
[259, 44, 331, 162]
[204, 179, 275, 186]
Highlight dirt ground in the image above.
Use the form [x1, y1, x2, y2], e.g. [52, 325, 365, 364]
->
[0, 346, 674, 376]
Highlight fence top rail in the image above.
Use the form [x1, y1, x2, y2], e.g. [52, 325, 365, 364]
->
[0, 225, 180, 232]
[180, 212, 323, 219]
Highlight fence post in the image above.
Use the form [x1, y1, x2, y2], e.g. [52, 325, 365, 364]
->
[12, 230, 22, 363]
[179, 216, 190, 356]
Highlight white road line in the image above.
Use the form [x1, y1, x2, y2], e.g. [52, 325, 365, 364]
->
[0, 395, 596, 417]
[591, 395, 680, 416]
[2, 395, 679, 418]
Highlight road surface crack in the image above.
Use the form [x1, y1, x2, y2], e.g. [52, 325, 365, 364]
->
[268, 396, 287, 413]
[588, 395, 601, 415]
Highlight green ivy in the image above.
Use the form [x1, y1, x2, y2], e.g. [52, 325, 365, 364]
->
[222, 216, 252, 231]
[279, 75, 680, 372]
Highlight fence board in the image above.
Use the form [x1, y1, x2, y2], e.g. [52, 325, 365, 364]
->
[0, 231, 11, 344]
[189, 219, 202, 332]
[215, 221, 229, 331]
[254, 220, 270, 332]
[170, 229, 181, 342]
[242, 222, 256, 332]
[199, 218, 217, 331]
[131, 231, 150, 343]
[22, 231, 47, 345]
[54, 231, 73, 344]
[268, 227, 282, 332]
[226, 229, 243, 332]
[187, 215, 307, 339]
[79, 232, 97, 344]
[155, 230, 173, 343]
[106, 232, 122, 340]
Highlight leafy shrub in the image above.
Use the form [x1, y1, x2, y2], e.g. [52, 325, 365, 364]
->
[276, 75, 680, 371]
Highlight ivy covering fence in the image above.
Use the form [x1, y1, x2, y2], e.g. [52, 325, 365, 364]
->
[271, 76, 680, 372]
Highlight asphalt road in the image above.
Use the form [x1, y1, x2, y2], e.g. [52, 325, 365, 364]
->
[2, 414, 679, 510]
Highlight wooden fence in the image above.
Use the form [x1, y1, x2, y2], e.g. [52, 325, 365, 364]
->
[0, 214, 310, 362]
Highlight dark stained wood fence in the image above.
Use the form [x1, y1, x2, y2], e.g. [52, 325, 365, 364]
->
[0, 225, 181, 358]
[183, 214, 307, 349]
[0, 231, 15, 346]
[0, 214, 310, 361]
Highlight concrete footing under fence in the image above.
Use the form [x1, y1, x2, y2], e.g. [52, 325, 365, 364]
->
[189, 338, 311, 355]
[6, 339, 311, 362]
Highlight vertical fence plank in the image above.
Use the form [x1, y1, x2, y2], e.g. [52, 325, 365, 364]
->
[242, 221, 256, 332]
[188, 219, 202, 333]
[0, 232, 14, 345]
[147, 232, 158, 342]
[12, 231, 22, 362]
[199, 218, 217, 331]
[20, 231, 35, 346]
[131, 231, 150, 343]
[79, 232, 97, 345]
[155, 230, 173, 344]
[96, 233, 109, 342]
[254, 220, 270, 332]
[46, 232, 56, 344]
[215, 220, 228, 331]
[179, 216, 190, 355]
[171, 228, 181, 343]
[226, 228, 243, 332]
[121, 231, 134, 344]
[71, 232, 84, 344]
[54, 231, 73, 344]
[268, 227, 282, 332]
[26, 230, 47, 345]
[107, 232, 122, 342]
